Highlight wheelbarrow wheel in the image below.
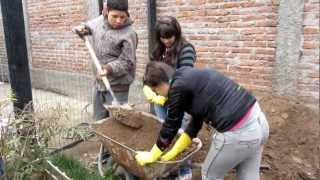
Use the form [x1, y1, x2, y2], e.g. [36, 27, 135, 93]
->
[98, 144, 138, 180]
[98, 144, 113, 176]
[114, 166, 138, 180]
[102, 155, 138, 180]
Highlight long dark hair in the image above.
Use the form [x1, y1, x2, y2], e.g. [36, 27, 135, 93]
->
[151, 16, 188, 67]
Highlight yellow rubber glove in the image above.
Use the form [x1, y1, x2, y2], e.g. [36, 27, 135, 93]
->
[161, 133, 192, 161]
[143, 85, 167, 106]
[135, 144, 163, 166]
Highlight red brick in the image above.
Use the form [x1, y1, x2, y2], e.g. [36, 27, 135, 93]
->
[178, 10, 205, 17]
[222, 2, 240, 9]
[190, 0, 205, 5]
[205, 10, 229, 16]
[231, 48, 251, 54]
[256, 48, 276, 55]
[243, 41, 267, 48]
[303, 42, 319, 49]
[304, 27, 320, 34]
[271, 0, 280, 5]
[255, 20, 278, 27]
[240, 2, 263, 8]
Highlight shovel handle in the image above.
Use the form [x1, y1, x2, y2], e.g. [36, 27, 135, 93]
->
[83, 36, 119, 105]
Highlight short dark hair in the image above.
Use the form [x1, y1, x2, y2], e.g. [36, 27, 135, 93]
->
[106, 0, 128, 11]
[143, 61, 174, 87]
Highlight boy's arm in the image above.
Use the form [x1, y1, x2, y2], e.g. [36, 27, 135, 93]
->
[103, 32, 138, 77]
[73, 18, 97, 39]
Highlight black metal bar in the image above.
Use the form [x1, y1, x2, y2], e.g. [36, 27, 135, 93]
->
[147, 0, 157, 115]
[0, 0, 33, 114]
[49, 138, 85, 155]
[49, 131, 95, 155]
[98, 0, 104, 15]
[147, 0, 157, 58]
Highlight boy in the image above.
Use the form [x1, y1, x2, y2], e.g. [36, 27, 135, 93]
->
[73, 0, 138, 120]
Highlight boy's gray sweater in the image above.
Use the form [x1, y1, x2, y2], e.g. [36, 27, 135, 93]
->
[86, 15, 138, 92]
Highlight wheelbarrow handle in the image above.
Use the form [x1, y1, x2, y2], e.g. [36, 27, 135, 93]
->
[92, 126, 137, 154]
[156, 138, 203, 164]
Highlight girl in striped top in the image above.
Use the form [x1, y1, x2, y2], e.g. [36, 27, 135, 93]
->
[143, 16, 196, 122]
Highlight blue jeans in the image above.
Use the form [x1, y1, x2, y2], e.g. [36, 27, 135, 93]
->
[154, 104, 167, 123]
[0, 157, 4, 176]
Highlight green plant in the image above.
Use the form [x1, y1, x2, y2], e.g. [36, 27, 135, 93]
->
[51, 154, 113, 180]
[0, 94, 92, 180]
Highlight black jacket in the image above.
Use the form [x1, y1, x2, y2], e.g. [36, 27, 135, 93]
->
[156, 67, 256, 150]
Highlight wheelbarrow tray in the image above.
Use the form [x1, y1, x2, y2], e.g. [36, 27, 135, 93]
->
[91, 109, 201, 179]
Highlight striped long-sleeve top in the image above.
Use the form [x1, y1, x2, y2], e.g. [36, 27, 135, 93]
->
[157, 42, 197, 69]
[175, 43, 197, 68]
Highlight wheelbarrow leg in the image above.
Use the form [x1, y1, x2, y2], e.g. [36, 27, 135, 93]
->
[98, 143, 113, 176]
[98, 143, 105, 176]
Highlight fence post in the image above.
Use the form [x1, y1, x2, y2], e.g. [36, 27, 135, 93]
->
[0, 0, 33, 114]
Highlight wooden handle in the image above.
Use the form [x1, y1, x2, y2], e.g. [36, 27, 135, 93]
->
[84, 36, 119, 104]
[84, 37, 109, 86]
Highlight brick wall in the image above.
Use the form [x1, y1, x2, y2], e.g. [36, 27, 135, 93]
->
[129, 0, 149, 78]
[27, 0, 91, 74]
[157, 0, 279, 92]
[298, 0, 319, 105]
[26, 0, 149, 76]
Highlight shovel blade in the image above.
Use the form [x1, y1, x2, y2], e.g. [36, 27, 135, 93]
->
[103, 104, 143, 129]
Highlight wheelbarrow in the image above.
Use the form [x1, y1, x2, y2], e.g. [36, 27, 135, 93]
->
[90, 109, 202, 179]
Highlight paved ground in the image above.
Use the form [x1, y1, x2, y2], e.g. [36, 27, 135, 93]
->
[0, 82, 92, 126]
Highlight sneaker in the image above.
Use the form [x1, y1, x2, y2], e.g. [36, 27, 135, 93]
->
[178, 166, 192, 180]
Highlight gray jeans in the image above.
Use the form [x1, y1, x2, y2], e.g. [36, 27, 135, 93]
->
[202, 102, 269, 180]
[93, 89, 129, 121]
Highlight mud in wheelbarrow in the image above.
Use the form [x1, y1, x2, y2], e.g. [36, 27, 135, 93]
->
[90, 108, 202, 179]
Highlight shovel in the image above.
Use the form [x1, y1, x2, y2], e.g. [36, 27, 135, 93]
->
[84, 36, 119, 105]
[83, 36, 142, 129]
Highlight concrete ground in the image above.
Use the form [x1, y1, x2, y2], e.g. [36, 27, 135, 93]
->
[0, 81, 92, 126]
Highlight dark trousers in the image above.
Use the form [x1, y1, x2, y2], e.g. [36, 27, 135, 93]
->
[93, 89, 129, 121]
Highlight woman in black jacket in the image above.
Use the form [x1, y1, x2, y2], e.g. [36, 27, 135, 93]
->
[136, 61, 269, 180]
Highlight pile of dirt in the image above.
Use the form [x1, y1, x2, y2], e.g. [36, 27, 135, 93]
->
[92, 111, 162, 150]
[258, 95, 319, 180]
[93, 109, 214, 162]
[92, 94, 319, 179]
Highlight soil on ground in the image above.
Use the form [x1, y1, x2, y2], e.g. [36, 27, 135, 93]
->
[63, 137, 101, 168]
[257, 95, 319, 180]
[78, 94, 319, 180]
[92, 111, 162, 151]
